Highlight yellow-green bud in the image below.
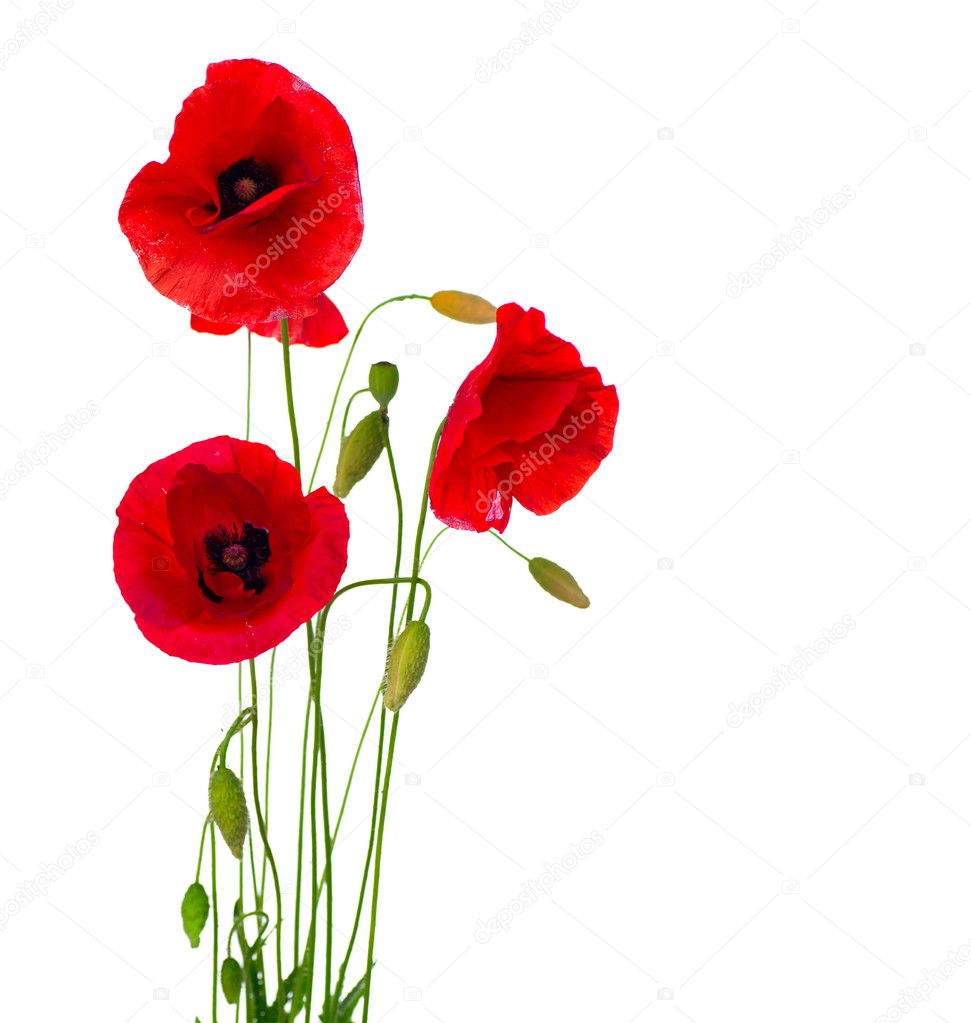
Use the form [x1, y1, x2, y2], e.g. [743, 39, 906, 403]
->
[209, 765, 249, 860]
[221, 957, 243, 1005]
[368, 361, 399, 407]
[430, 290, 497, 325]
[528, 557, 590, 609]
[180, 881, 209, 948]
[333, 410, 386, 498]
[384, 620, 431, 712]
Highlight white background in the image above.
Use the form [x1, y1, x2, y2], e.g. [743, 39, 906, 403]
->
[2, 1, 971, 1021]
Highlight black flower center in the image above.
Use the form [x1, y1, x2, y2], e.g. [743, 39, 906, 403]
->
[198, 522, 271, 603]
[216, 157, 278, 219]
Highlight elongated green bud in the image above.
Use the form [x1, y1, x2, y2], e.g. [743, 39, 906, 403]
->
[180, 881, 209, 949]
[384, 620, 431, 712]
[368, 361, 399, 407]
[430, 290, 497, 324]
[221, 956, 243, 1005]
[208, 765, 249, 860]
[528, 557, 590, 609]
[334, 410, 386, 498]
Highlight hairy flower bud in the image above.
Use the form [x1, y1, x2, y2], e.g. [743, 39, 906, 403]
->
[368, 361, 399, 407]
[528, 557, 590, 609]
[209, 765, 249, 860]
[181, 881, 210, 949]
[221, 956, 244, 1005]
[334, 410, 386, 499]
[430, 290, 497, 325]
[384, 620, 431, 712]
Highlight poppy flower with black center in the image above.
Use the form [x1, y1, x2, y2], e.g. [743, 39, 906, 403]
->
[189, 293, 348, 348]
[113, 436, 349, 664]
[119, 59, 363, 324]
[429, 303, 618, 533]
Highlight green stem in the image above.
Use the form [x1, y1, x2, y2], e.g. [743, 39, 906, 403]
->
[211, 819, 219, 1023]
[307, 294, 430, 491]
[259, 648, 276, 906]
[195, 817, 208, 884]
[407, 421, 445, 621]
[341, 387, 371, 441]
[248, 659, 283, 989]
[281, 317, 302, 478]
[360, 712, 399, 1023]
[245, 329, 252, 441]
[490, 530, 530, 561]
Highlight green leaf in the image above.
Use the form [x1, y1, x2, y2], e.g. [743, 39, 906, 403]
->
[221, 956, 243, 1005]
[334, 967, 372, 1023]
[209, 765, 249, 859]
[180, 882, 209, 949]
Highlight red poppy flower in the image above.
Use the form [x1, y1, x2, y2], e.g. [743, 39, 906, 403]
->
[190, 293, 348, 348]
[429, 303, 618, 533]
[119, 59, 363, 324]
[113, 436, 349, 664]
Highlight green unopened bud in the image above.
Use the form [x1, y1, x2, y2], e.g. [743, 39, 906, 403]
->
[528, 557, 590, 609]
[209, 765, 249, 860]
[368, 361, 399, 407]
[180, 881, 209, 949]
[430, 290, 497, 325]
[384, 620, 431, 712]
[334, 410, 386, 499]
[221, 956, 243, 1005]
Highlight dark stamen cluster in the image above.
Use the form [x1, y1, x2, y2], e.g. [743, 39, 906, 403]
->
[216, 157, 279, 219]
[198, 522, 271, 602]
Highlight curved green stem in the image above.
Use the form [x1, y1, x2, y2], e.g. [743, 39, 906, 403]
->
[281, 317, 302, 478]
[490, 530, 529, 561]
[210, 819, 219, 1023]
[307, 294, 430, 491]
[248, 659, 283, 989]
[259, 648, 276, 906]
[407, 421, 445, 621]
[340, 387, 371, 441]
[245, 330, 252, 441]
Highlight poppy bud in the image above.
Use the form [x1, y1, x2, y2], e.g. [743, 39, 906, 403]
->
[368, 361, 399, 407]
[384, 620, 431, 712]
[209, 765, 249, 860]
[334, 410, 386, 498]
[221, 956, 244, 1005]
[180, 881, 209, 949]
[430, 290, 497, 325]
[528, 557, 590, 609]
